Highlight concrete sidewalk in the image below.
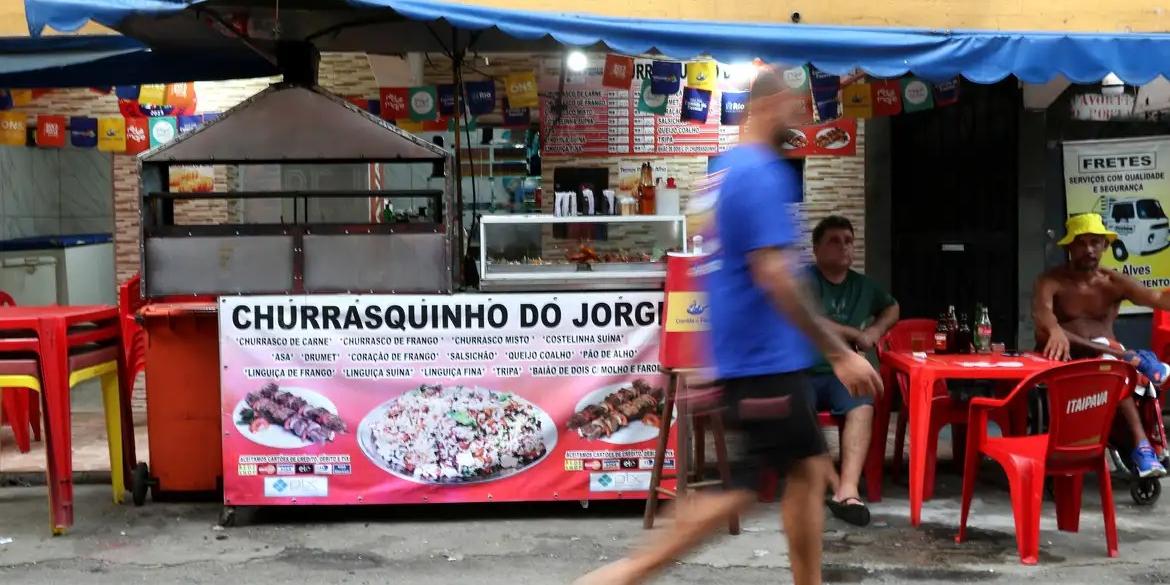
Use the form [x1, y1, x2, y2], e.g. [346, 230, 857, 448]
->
[0, 470, 1168, 585]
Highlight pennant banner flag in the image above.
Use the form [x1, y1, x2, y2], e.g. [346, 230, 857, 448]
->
[149, 116, 178, 147]
[637, 82, 668, 115]
[842, 83, 873, 119]
[504, 71, 539, 109]
[502, 98, 531, 126]
[98, 116, 126, 152]
[901, 77, 934, 112]
[782, 65, 811, 92]
[114, 86, 140, 100]
[437, 84, 456, 115]
[650, 61, 682, 95]
[687, 60, 717, 92]
[681, 87, 712, 123]
[720, 91, 748, 126]
[872, 79, 903, 116]
[933, 78, 961, 107]
[0, 111, 26, 146]
[379, 87, 410, 120]
[165, 82, 196, 114]
[10, 89, 32, 107]
[465, 80, 497, 116]
[408, 86, 438, 121]
[138, 84, 166, 106]
[810, 67, 841, 121]
[69, 116, 97, 148]
[178, 115, 203, 134]
[0, 90, 12, 111]
[602, 55, 635, 89]
[35, 115, 66, 148]
[125, 118, 149, 154]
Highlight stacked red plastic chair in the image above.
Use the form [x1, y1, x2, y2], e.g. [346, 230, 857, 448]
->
[0, 291, 40, 453]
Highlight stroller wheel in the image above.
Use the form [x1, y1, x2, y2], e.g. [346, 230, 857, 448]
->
[1131, 477, 1161, 506]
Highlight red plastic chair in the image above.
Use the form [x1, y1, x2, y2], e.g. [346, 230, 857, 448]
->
[118, 275, 147, 397]
[956, 360, 1135, 565]
[1153, 308, 1170, 363]
[880, 319, 1025, 501]
[0, 290, 41, 453]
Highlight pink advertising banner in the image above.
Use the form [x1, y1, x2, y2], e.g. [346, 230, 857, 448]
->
[219, 293, 676, 506]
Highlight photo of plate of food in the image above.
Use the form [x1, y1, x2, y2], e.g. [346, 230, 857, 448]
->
[569, 379, 668, 445]
[358, 384, 557, 485]
[814, 126, 851, 150]
[233, 383, 348, 449]
[781, 129, 809, 150]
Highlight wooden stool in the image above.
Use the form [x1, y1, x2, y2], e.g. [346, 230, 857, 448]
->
[643, 368, 739, 535]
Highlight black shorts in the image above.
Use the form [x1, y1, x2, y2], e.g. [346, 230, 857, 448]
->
[719, 372, 828, 491]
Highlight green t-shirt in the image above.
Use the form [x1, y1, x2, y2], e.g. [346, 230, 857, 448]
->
[807, 267, 896, 374]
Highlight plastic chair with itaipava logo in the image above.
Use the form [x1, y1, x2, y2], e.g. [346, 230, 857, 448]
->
[956, 360, 1136, 565]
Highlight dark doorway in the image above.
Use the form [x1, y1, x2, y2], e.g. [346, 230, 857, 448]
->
[890, 81, 1021, 346]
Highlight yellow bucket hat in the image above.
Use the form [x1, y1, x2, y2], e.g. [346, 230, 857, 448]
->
[1057, 213, 1118, 246]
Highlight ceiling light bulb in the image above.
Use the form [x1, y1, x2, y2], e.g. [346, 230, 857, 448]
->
[567, 51, 588, 72]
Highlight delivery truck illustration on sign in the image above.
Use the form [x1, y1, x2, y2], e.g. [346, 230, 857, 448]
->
[1095, 196, 1170, 261]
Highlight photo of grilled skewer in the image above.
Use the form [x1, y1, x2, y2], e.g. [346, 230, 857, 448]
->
[568, 379, 668, 444]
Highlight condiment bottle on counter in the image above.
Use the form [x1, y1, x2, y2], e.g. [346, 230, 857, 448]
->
[657, 177, 680, 215]
[637, 162, 656, 215]
[618, 195, 637, 215]
[602, 189, 616, 215]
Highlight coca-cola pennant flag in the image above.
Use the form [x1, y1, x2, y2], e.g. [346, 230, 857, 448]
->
[35, 115, 67, 148]
[125, 118, 150, 154]
[602, 54, 635, 89]
[871, 79, 902, 116]
[379, 87, 410, 120]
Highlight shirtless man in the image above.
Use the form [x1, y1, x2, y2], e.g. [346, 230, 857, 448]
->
[1033, 212, 1168, 478]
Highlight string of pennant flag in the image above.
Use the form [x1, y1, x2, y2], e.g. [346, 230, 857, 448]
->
[0, 83, 221, 153]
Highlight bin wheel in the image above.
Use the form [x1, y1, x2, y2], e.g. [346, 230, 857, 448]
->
[1132, 477, 1161, 506]
[218, 506, 237, 528]
[131, 462, 151, 507]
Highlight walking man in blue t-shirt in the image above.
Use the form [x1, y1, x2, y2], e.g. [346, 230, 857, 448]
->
[575, 67, 881, 585]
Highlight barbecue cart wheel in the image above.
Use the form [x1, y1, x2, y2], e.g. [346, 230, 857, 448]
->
[1132, 477, 1161, 506]
[218, 506, 237, 527]
[1112, 240, 1129, 262]
[131, 462, 152, 507]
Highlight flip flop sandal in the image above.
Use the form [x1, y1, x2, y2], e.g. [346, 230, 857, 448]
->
[826, 497, 871, 527]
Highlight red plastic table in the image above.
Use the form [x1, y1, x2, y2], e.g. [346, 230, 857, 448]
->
[0, 304, 130, 534]
[879, 351, 1058, 526]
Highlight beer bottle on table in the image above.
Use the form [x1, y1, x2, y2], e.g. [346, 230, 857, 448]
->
[934, 312, 950, 354]
[975, 306, 993, 353]
[945, 305, 959, 353]
[957, 314, 973, 354]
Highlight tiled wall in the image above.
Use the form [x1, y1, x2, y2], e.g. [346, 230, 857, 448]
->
[0, 148, 113, 239]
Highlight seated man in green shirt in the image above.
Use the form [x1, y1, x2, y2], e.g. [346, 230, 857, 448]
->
[807, 215, 899, 527]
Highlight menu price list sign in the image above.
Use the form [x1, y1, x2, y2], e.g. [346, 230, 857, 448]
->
[540, 59, 726, 157]
[219, 293, 678, 506]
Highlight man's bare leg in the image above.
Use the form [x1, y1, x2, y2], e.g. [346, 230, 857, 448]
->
[784, 454, 831, 585]
[573, 490, 756, 585]
[833, 405, 873, 503]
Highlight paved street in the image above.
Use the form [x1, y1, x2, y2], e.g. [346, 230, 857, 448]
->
[2, 471, 1169, 584]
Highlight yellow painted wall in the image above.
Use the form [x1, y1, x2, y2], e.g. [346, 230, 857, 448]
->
[2, 0, 1170, 35]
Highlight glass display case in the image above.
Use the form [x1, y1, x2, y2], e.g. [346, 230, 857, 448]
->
[478, 215, 687, 291]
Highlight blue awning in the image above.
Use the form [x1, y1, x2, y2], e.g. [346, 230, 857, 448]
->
[0, 35, 279, 88]
[24, 0, 1170, 85]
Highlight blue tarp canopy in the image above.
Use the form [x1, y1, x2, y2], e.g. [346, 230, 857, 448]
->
[23, 0, 1170, 85]
[0, 35, 279, 88]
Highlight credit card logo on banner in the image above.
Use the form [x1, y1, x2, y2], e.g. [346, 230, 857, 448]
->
[296, 464, 315, 474]
[602, 460, 621, 471]
[276, 464, 296, 475]
[264, 477, 328, 498]
[332, 464, 352, 475]
[589, 472, 652, 492]
[237, 464, 258, 476]
[564, 459, 584, 472]
[314, 464, 334, 475]
[258, 464, 277, 475]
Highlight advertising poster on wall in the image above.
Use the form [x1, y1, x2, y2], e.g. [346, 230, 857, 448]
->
[219, 293, 677, 505]
[1063, 136, 1170, 314]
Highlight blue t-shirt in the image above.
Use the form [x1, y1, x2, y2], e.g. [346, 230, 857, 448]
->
[705, 144, 815, 379]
